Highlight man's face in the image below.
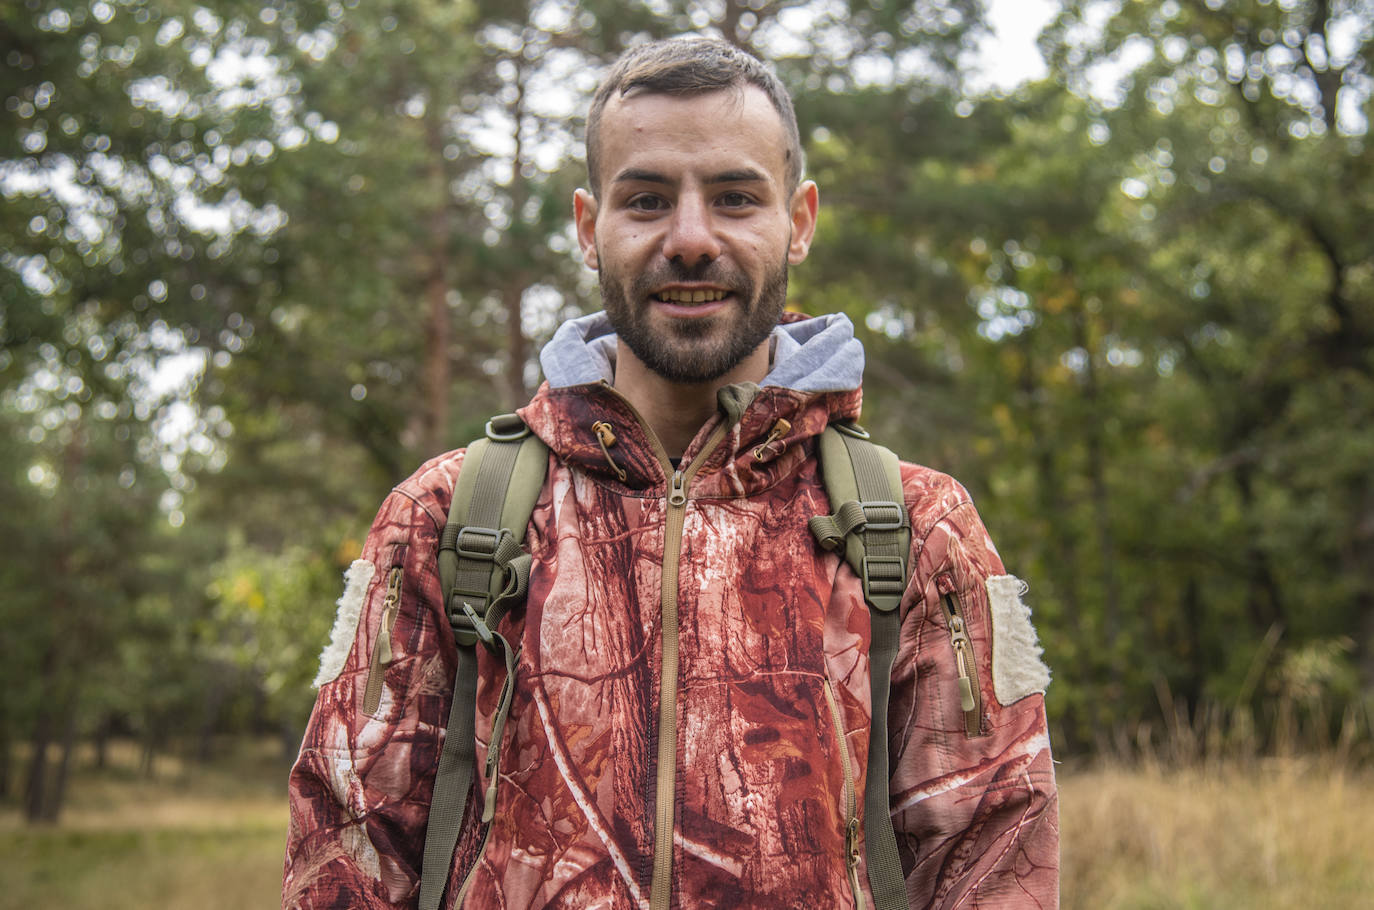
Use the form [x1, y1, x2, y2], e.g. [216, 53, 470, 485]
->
[574, 86, 818, 385]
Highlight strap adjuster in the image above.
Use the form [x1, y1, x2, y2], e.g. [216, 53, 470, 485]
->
[861, 555, 906, 612]
[455, 526, 502, 561]
[859, 501, 906, 532]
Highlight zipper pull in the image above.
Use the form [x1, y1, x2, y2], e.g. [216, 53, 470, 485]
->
[668, 469, 687, 506]
[957, 674, 976, 713]
[483, 777, 499, 823]
[944, 600, 977, 712]
[846, 817, 861, 868]
[376, 567, 403, 665]
[947, 611, 969, 645]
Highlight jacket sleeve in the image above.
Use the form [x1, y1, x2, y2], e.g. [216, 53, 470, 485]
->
[282, 485, 460, 909]
[888, 490, 1060, 909]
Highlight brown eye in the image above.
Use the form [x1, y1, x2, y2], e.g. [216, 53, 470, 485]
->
[627, 194, 668, 212]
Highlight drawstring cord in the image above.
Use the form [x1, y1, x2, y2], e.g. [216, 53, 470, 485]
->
[592, 421, 629, 482]
[752, 418, 792, 461]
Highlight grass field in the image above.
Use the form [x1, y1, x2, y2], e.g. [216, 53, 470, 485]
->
[0, 741, 287, 910]
[1060, 756, 1374, 909]
[4, 742, 1374, 908]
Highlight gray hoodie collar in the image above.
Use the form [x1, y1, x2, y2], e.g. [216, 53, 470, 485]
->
[539, 311, 865, 393]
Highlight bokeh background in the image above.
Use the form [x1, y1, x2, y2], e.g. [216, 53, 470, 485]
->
[3, 1, 1372, 906]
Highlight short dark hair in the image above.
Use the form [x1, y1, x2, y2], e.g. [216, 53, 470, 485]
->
[585, 38, 803, 198]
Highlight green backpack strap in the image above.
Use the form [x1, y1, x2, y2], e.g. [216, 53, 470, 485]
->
[809, 422, 911, 910]
[419, 413, 548, 910]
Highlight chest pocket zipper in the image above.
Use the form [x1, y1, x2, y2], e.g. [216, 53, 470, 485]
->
[363, 565, 404, 715]
[940, 589, 984, 737]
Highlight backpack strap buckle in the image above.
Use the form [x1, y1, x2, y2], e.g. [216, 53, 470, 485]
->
[454, 526, 502, 561]
[860, 555, 906, 612]
[858, 501, 907, 532]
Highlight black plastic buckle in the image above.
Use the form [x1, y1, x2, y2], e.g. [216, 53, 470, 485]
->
[859, 501, 906, 532]
[455, 526, 501, 561]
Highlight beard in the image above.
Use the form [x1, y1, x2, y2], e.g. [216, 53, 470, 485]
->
[600, 253, 789, 385]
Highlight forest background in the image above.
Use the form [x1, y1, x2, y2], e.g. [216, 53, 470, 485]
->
[2, 0, 1373, 897]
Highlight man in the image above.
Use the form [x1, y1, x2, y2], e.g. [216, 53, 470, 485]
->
[284, 37, 1058, 909]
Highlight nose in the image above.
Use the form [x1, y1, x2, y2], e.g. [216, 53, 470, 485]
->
[661, 193, 721, 265]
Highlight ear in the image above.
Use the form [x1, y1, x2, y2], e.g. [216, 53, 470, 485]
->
[573, 188, 599, 270]
[786, 180, 819, 265]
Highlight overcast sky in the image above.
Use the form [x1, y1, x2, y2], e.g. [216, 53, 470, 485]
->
[974, 0, 1059, 91]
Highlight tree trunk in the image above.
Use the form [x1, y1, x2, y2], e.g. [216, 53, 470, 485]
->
[0, 703, 11, 799]
[23, 700, 53, 823]
[504, 65, 531, 413]
[1234, 466, 1285, 631]
[197, 670, 227, 763]
[505, 281, 529, 410]
[24, 594, 67, 823]
[93, 715, 110, 770]
[1074, 310, 1121, 662]
[421, 115, 452, 456]
[44, 702, 80, 823]
[141, 722, 160, 780]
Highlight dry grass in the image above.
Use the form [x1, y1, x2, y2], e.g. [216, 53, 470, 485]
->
[1060, 756, 1374, 909]
[4, 739, 1374, 908]
[0, 739, 288, 910]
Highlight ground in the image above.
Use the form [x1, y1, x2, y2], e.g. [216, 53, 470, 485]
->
[2, 740, 1373, 909]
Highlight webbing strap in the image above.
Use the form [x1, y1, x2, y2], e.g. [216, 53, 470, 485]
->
[418, 646, 479, 910]
[864, 603, 906, 909]
[447, 438, 523, 636]
[420, 419, 547, 910]
[840, 430, 909, 909]
[812, 425, 911, 909]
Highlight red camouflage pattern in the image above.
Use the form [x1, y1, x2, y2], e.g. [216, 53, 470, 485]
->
[284, 376, 1059, 909]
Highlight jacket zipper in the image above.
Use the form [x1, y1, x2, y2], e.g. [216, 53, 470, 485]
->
[603, 385, 730, 910]
[941, 590, 983, 737]
[823, 679, 865, 910]
[453, 823, 493, 908]
[362, 566, 404, 715]
[651, 430, 728, 910]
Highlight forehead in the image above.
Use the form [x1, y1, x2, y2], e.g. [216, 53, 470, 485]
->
[595, 86, 789, 189]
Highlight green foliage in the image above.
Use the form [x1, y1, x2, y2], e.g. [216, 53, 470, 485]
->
[3, 0, 1372, 823]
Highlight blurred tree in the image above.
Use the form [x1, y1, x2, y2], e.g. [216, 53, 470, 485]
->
[6, 0, 1370, 820]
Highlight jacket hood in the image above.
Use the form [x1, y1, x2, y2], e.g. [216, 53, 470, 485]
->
[520, 310, 867, 498]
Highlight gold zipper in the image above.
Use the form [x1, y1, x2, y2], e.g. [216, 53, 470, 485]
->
[824, 680, 865, 910]
[651, 429, 728, 909]
[363, 566, 404, 714]
[941, 591, 983, 737]
[601, 385, 732, 910]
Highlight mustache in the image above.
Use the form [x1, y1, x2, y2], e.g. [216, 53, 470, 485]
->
[630, 259, 752, 296]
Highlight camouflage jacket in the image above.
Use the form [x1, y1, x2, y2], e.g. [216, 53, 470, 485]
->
[284, 312, 1059, 909]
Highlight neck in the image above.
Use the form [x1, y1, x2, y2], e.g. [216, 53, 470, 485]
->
[613, 341, 771, 459]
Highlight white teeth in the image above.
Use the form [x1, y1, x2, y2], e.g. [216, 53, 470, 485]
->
[657, 289, 727, 303]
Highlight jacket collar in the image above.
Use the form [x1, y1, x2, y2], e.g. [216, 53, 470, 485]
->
[519, 311, 865, 498]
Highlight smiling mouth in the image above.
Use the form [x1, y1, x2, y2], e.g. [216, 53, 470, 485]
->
[654, 288, 729, 304]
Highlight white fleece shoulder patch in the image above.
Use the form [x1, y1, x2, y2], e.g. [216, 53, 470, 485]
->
[986, 574, 1051, 705]
[313, 559, 376, 689]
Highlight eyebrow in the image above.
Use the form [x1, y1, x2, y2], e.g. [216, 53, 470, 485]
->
[612, 167, 768, 185]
